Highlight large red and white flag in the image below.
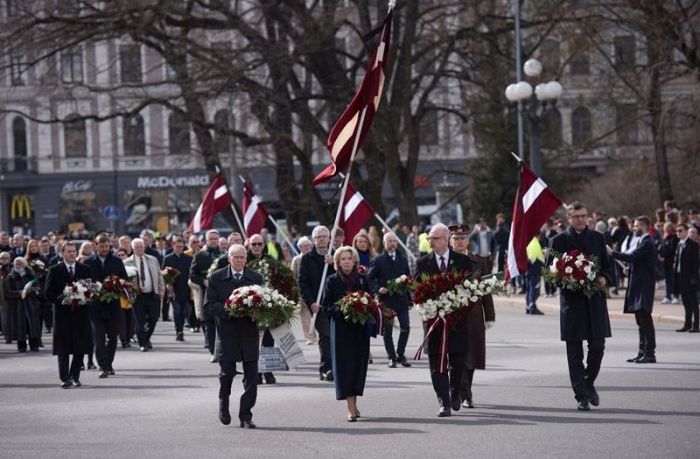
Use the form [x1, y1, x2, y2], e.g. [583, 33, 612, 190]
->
[505, 163, 563, 281]
[188, 175, 233, 233]
[339, 183, 375, 242]
[312, 9, 393, 186]
[242, 181, 268, 236]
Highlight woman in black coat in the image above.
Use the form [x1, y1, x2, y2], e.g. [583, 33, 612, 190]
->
[321, 246, 371, 422]
[3, 257, 42, 352]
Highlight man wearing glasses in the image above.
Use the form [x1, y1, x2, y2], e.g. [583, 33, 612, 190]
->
[550, 201, 612, 412]
[672, 224, 699, 333]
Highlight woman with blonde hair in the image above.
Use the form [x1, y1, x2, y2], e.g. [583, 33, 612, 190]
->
[352, 230, 375, 269]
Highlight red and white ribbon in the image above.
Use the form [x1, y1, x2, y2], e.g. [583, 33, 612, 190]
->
[413, 316, 448, 373]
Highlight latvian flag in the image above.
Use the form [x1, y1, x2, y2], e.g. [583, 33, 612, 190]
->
[242, 181, 268, 236]
[312, 8, 393, 186]
[340, 183, 375, 242]
[505, 163, 563, 281]
[188, 175, 233, 233]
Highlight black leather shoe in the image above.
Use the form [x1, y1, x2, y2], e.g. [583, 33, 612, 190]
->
[71, 379, 82, 387]
[398, 356, 412, 368]
[146, 341, 153, 350]
[690, 328, 700, 333]
[530, 308, 545, 315]
[437, 406, 451, 417]
[257, 374, 263, 384]
[588, 386, 600, 407]
[676, 327, 690, 332]
[321, 370, 334, 381]
[107, 369, 115, 376]
[451, 397, 461, 411]
[264, 373, 276, 384]
[626, 353, 643, 363]
[80, 363, 85, 370]
[388, 359, 397, 368]
[239, 419, 256, 429]
[347, 415, 357, 422]
[87, 363, 96, 370]
[219, 398, 231, 425]
[462, 399, 474, 409]
[98, 371, 108, 378]
[636, 355, 656, 364]
[577, 399, 591, 411]
[61, 380, 72, 389]
[140, 346, 148, 352]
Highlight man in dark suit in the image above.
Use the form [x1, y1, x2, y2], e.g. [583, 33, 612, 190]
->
[162, 236, 193, 342]
[673, 224, 699, 332]
[44, 243, 93, 388]
[204, 244, 263, 429]
[85, 234, 128, 378]
[608, 216, 658, 363]
[190, 230, 222, 361]
[550, 201, 612, 411]
[299, 225, 336, 381]
[415, 223, 476, 417]
[368, 232, 412, 368]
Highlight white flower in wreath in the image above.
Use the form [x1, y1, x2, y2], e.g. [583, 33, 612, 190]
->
[564, 267, 573, 274]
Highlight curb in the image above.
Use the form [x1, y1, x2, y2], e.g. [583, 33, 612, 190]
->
[494, 296, 685, 325]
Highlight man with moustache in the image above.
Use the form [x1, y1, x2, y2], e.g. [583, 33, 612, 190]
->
[204, 244, 263, 428]
[85, 234, 128, 378]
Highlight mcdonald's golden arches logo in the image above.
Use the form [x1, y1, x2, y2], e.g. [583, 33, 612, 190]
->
[10, 195, 32, 220]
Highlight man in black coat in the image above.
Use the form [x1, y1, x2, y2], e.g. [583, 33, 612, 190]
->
[85, 234, 128, 378]
[549, 202, 612, 411]
[298, 225, 335, 381]
[190, 230, 222, 361]
[44, 243, 93, 388]
[368, 232, 412, 368]
[204, 244, 263, 428]
[673, 224, 700, 332]
[415, 223, 476, 417]
[608, 216, 658, 363]
[162, 236, 193, 342]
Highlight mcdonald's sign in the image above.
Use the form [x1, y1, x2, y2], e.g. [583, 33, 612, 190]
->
[10, 194, 32, 220]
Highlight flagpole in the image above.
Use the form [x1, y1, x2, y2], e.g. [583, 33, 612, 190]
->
[373, 212, 417, 263]
[314, 106, 369, 307]
[510, 151, 523, 162]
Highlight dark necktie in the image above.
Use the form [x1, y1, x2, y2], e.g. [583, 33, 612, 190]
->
[68, 266, 74, 279]
[439, 256, 446, 273]
[390, 253, 395, 262]
[676, 243, 684, 273]
[234, 273, 242, 282]
[140, 257, 146, 288]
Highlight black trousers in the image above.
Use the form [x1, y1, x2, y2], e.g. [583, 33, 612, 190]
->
[429, 352, 465, 407]
[314, 310, 331, 374]
[92, 317, 119, 371]
[680, 288, 699, 329]
[203, 319, 216, 354]
[459, 368, 475, 402]
[119, 308, 135, 344]
[634, 310, 656, 355]
[219, 360, 258, 421]
[133, 293, 160, 347]
[58, 353, 83, 382]
[383, 307, 410, 360]
[566, 339, 605, 402]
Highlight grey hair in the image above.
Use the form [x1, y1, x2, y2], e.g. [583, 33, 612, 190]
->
[13, 256, 28, 268]
[205, 229, 220, 238]
[297, 236, 311, 247]
[131, 238, 145, 248]
[312, 225, 329, 239]
[431, 223, 449, 236]
[228, 244, 246, 257]
[383, 231, 398, 244]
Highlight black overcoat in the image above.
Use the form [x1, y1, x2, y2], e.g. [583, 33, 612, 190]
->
[367, 251, 411, 311]
[162, 252, 193, 302]
[85, 253, 128, 320]
[612, 234, 657, 313]
[204, 266, 263, 363]
[321, 272, 371, 400]
[44, 262, 93, 355]
[3, 269, 42, 341]
[549, 227, 612, 341]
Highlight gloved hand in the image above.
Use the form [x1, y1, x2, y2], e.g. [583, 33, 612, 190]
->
[485, 321, 494, 330]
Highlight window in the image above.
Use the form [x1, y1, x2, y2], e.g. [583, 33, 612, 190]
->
[119, 45, 142, 83]
[61, 46, 83, 83]
[123, 114, 145, 156]
[213, 110, 231, 153]
[616, 105, 637, 145]
[614, 36, 635, 72]
[539, 39, 560, 76]
[64, 114, 87, 157]
[571, 107, 592, 146]
[12, 117, 27, 172]
[421, 109, 439, 146]
[569, 52, 589, 75]
[10, 53, 25, 86]
[168, 111, 190, 154]
[542, 109, 562, 149]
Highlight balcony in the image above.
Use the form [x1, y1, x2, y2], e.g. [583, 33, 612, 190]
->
[0, 157, 38, 174]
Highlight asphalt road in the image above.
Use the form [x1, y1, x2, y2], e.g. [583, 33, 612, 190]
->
[1, 301, 699, 459]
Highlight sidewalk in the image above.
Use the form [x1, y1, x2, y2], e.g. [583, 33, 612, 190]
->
[494, 285, 686, 325]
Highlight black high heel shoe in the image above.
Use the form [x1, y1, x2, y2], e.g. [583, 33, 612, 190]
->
[355, 409, 360, 418]
[347, 414, 357, 422]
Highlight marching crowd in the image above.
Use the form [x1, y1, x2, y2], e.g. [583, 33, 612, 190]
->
[1, 198, 699, 425]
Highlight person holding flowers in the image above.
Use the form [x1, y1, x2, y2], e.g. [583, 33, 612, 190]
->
[414, 223, 475, 417]
[3, 256, 42, 353]
[162, 236, 192, 343]
[44, 243, 93, 388]
[204, 244, 263, 429]
[85, 234, 128, 378]
[549, 201, 612, 412]
[321, 245, 374, 422]
[368, 232, 412, 369]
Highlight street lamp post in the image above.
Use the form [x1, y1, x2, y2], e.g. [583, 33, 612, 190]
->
[505, 58, 563, 175]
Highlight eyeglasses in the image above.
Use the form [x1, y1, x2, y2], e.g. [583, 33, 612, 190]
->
[250, 242, 264, 247]
[428, 236, 445, 241]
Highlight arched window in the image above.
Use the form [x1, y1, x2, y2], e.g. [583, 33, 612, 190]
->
[123, 114, 145, 156]
[64, 114, 86, 157]
[12, 117, 27, 171]
[168, 111, 190, 154]
[542, 108, 562, 149]
[571, 107, 592, 146]
[213, 109, 231, 153]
